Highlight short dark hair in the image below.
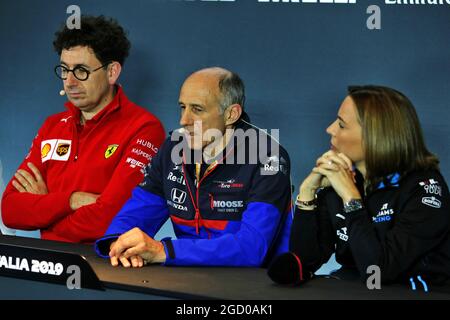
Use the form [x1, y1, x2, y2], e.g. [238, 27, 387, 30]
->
[53, 15, 131, 66]
[348, 85, 439, 190]
[218, 71, 246, 113]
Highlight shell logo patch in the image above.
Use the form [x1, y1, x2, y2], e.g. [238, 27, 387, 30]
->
[41, 143, 51, 158]
[105, 144, 119, 159]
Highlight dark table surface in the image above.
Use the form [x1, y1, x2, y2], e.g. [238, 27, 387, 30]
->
[0, 235, 449, 300]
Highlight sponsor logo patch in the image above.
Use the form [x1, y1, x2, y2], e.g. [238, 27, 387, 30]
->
[41, 139, 71, 162]
[56, 143, 70, 156]
[419, 179, 442, 196]
[335, 213, 345, 220]
[171, 188, 187, 204]
[261, 155, 288, 176]
[41, 143, 51, 158]
[131, 148, 152, 161]
[372, 202, 394, 223]
[136, 139, 158, 154]
[167, 171, 186, 185]
[419, 179, 438, 186]
[210, 196, 245, 213]
[125, 157, 146, 169]
[212, 200, 244, 208]
[422, 197, 441, 209]
[337, 227, 348, 241]
[60, 116, 72, 123]
[167, 200, 188, 211]
[213, 179, 244, 189]
[105, 144, 119, 159]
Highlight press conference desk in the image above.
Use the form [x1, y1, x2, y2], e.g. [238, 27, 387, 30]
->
[0, 235, 449, 300]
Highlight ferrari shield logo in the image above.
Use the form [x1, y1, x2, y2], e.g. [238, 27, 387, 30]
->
[105, 144, 119, 159]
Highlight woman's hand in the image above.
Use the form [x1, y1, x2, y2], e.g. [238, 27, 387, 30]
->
[299, 171, 330, 201]
[312, 152, 361, 203]
[299, 151, 346, 197]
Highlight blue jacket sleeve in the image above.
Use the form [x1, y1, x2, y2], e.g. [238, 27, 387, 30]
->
[95, 187, 169, 258]
[95, 139, 170, 258]
[164, 202, 284, 266]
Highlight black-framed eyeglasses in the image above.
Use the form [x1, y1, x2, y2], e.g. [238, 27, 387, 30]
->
[54, 62, 110, 81]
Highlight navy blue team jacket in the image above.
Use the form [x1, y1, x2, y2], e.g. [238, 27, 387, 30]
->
[95, 115, 293, 266]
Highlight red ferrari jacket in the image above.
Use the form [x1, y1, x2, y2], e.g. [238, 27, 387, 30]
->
[1, 86, 165, 243]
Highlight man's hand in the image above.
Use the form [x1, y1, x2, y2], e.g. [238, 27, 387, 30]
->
[108, 241, 145, 268]
[12, 162, 48, 194]
[69, 192, 100, 210]
[109, 228, 167, 267]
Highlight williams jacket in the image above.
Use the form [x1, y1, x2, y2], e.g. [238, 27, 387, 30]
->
[290, 169, 450, 286]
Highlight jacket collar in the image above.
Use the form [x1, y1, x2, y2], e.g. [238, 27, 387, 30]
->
[64, 85, 126, 124]
[377, 173, 401, 189]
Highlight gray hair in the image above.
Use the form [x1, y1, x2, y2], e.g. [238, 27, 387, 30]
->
[217, 71, 246, 114]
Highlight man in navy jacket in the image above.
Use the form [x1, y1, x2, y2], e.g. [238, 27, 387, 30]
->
[95, 67, 292, 267]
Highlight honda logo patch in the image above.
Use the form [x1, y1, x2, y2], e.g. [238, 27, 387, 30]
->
[171, 188, 187, 204]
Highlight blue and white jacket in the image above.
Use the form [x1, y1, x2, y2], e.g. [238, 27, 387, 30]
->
[95, 115, 293, 267]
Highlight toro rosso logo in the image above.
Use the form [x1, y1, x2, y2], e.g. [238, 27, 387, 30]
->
[214, 179, 244, 189]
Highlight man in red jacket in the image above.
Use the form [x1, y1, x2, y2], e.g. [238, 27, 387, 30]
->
[1, 15, 165, 243]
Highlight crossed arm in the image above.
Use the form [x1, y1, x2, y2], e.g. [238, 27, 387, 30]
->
[12, 162, 98, 210]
